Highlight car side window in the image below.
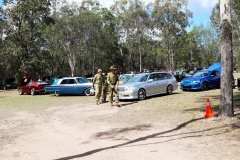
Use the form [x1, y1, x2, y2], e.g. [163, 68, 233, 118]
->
[162, 73, 172, 79]
[68, 79, 75, 84]
[149, 74, 158, 81]
[27, 82, 34, 86]
[157, 73, 166, 80]
[211, 71, 216, 76]
[60, 80, 68, 84]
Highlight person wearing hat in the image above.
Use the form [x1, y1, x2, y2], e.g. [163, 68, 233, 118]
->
[101, 73, 108, 102]
[107, 66, 120, 107]
[92, 69, 104, 105]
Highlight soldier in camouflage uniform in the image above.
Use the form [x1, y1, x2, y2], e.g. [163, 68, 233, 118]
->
[101, 73, 108, 103]
[107, 66, 119, 107]
[92, 69, 104, 105]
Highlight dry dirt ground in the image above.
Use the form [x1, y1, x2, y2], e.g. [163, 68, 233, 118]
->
[1, 76, 240, 160]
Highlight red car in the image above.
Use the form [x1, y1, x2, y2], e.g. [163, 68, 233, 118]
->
[18, 77, 51, 95]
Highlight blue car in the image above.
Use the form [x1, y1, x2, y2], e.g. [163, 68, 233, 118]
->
[45, 77, 92, 96]
[180, 70, 220, 91]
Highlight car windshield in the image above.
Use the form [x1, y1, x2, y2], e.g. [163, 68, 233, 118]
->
[36, 81, 48, 85]
[193, 71, 210, 77]
[120, 75, 132, 80]
[126, 74, 148, 83]
[76, 78, 89, 83]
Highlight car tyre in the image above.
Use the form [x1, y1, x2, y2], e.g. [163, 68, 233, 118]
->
[138, 89, 146, 100]
[84, 89, 91, 96]
[201, 82, 208, 91]
[167, 85, 173, 95]
[55, 91, 60, 96]
[31, 89, 35, 96]
[19, 89, 23, 95]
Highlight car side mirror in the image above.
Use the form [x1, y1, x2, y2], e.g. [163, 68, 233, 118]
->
[148, 79, 153, 83]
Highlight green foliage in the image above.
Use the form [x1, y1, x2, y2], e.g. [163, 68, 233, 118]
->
[0, 0, 231, 79]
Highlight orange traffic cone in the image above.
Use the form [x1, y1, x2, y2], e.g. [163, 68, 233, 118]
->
[204, 99, 215, 118]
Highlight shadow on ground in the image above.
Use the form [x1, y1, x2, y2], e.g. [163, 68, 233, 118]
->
[55, 117, 236, 160]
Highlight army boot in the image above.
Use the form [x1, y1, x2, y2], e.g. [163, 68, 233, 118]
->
[101, 99, 104, 103]
[116, 103, 120, 107]
[96, 101, 99, 105]
[104, 98, 106, 102]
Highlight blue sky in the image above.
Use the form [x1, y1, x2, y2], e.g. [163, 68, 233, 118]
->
[0, 0, 218, 31]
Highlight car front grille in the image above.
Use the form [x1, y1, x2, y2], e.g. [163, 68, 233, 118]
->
[184, 81, 192, 83]
[183, 85, 191, 89]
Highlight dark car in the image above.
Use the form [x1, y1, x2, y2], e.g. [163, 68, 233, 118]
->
[0, 78, 18, 90]
[180, 68, 202, 81]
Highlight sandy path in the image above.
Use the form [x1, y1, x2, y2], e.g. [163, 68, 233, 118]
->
[1, 99, 240, 160]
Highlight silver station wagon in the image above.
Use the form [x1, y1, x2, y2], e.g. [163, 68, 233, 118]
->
[118, 72, 178, 100]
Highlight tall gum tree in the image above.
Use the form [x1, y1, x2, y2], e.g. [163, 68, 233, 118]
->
[219, 0, 234, 117]
[2, 0, 53, 76]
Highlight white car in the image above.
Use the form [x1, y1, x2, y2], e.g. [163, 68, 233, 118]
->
[118, 72, 178, 100]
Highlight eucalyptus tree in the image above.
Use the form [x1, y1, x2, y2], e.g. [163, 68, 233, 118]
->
[2, 0, 54, 76]
[53, 0, 102, 76]
[219, 0, 234, 117]
[151, 0, 193, 70]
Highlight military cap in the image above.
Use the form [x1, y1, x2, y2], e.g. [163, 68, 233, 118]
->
[98, 69, 102, 72]
[109, 66, 116, 69]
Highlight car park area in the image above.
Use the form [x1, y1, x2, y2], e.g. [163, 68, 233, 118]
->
[1, 74, 240, 160]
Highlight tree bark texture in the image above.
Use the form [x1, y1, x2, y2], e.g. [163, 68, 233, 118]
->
[219, 20, 233, 117]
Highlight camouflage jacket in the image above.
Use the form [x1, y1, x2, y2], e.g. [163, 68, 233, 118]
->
[103, 77, 108, 88]
[92, 74, 104, 87]
[107, 73, 119, 85]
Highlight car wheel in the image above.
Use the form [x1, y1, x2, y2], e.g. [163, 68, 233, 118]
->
[3, 86, 6, 90]
[201, 82, 208, 91]
[84, 89, 91, 96]
[19, 89, 23, 95]
[55, 91, 60, 96]
[31, 89, 35, 95]
[138, 89, 146, 100]
[167, 85, 173, 95]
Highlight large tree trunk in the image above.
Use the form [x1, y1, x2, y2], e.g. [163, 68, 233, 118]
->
[219, 0, 234, 117]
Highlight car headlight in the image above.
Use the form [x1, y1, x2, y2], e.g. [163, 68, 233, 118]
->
[125, 87, 135, 91]
[193, 80, 200, 83]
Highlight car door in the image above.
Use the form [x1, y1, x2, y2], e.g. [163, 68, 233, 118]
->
[146, 73, 158, 95]
[214, 70, 220, 87]
[60, 79, 69, 93]
[209, 70, 219, 88]
[66, 79, 78, 93]
[157, 73, 168, 93]
[25, 82, 34, 93]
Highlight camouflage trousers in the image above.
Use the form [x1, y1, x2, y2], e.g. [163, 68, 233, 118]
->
[94, 84, 102, 102]
[101, 87, 108, 100]
[109, 85, 119, 103]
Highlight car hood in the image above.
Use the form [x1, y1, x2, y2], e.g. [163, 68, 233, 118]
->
[19, 77, 32, 87]
[182, 77, 207, 82]
[119, 82, 143, 87]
